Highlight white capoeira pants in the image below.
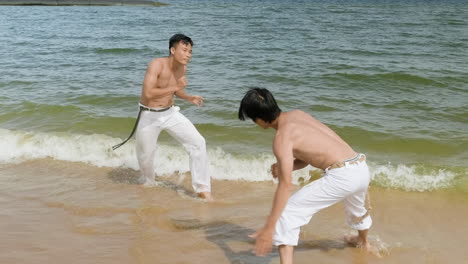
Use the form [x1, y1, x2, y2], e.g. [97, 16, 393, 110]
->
[273, 154, 372, 246]
[135, 105, 211, 193]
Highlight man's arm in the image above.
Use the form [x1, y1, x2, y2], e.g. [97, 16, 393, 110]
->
[271, 159, 307, 179]
[254, 133, 295, 256]
[175, 88, 204, 106]
[141, 59, 178, 99]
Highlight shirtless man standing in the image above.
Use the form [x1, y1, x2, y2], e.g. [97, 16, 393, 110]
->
[238, 88, 373, 263]
[136, 34, 212, 201]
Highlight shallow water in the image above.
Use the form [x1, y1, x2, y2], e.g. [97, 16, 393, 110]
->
[1, 1, 467, 193]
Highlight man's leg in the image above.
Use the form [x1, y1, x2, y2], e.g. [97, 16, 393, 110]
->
[135, 112, 162, 186]
[273, 175, 351, 259]
[274, 165, 372, 261]
[278, 245, 294, 264]
[342, 162, 373, 250]
[343, 189, 372, 250]
[164, 112, 211, 200]
[357, 229, 370, 248]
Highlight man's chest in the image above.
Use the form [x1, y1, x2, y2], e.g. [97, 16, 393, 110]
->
[157, 70, 187, 88]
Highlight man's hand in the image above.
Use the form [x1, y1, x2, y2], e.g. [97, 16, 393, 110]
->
[271, 163, 279, 179]
[189, 95, 204, 106]
[249, 227, 274, 256]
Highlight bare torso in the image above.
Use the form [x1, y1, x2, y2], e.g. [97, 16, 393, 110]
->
[275, 110, 357, 170]
[140, 57, 188, 108]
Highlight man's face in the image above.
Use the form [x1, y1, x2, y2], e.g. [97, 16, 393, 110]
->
[171, 42, 192, 65]
[254, 118, 269, 129]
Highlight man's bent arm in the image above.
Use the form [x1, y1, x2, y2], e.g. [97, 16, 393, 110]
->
[264, 138, 295, 231]
[175, 88, 204, 106]
[254, 140, 294, 256]
[175, 89, 194, 101]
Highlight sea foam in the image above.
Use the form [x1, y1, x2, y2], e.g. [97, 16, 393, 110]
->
[0, 128, 286, 182]
[0, 128, 460, 191]
[371, 163, 457, 192]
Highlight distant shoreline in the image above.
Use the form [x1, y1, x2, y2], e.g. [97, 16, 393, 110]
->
[0, 0, 168, 6]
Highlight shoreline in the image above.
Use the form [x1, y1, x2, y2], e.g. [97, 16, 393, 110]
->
[0, 0, 168, 6]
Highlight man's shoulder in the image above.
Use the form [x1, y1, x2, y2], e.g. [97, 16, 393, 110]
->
[290, 109, 308, 116]
[277, 110, 312, 139]
[282, 110, 309, 125]
[147, 57, 169, 73]
[149, 57, 168, 65]
[273, 125, 294, 146]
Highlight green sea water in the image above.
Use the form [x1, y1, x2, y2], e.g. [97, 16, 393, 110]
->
[0, 0, 467, 192]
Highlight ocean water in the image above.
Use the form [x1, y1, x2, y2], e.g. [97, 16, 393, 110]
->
[0, 0, 467, 193]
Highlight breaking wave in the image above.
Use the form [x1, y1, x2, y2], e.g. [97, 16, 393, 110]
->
[0, 128, 464, 192]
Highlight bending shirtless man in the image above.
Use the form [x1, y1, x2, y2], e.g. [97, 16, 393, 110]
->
[136, 34, 212, 201]
[238, 88, 373, 263]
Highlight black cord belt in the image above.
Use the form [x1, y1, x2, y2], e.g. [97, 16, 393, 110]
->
[111, 105, 172, 150]
[139, 105, 172, 112]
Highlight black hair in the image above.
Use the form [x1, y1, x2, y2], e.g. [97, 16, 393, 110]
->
[169, 34, 193, 54]
[238, 88, 282, 123]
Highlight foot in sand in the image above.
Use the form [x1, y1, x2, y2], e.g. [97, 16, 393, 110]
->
[344, 234, 369, 248]
[197, 192, 214, 202]
[139, 177, 161, 187]
[344, 235, 382, 257]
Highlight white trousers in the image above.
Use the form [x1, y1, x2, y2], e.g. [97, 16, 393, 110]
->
[135, 106, 211, 193]
[273, 156, 372, 246]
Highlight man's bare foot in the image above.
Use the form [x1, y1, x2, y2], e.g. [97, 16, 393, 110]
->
[344, 235, 382, 257]
[197, 192, 214, 202]
[344, 234, 370, 249]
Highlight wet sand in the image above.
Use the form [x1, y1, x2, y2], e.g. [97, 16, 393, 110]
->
[1, 159, 467, 263]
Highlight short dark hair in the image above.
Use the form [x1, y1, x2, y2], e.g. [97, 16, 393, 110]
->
[169, 34, 193, 54]
[238, 88, 282, 123]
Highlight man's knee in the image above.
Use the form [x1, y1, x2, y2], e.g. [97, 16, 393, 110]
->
[183, 135, 206, 156]
[273, 214, 301, 247]
[192, 134, 206, 150]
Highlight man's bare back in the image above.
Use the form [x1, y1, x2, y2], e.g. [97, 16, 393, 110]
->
[273, 110, 357, 170]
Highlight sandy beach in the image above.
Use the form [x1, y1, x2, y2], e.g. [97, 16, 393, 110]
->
[1, 159, 467, 264]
